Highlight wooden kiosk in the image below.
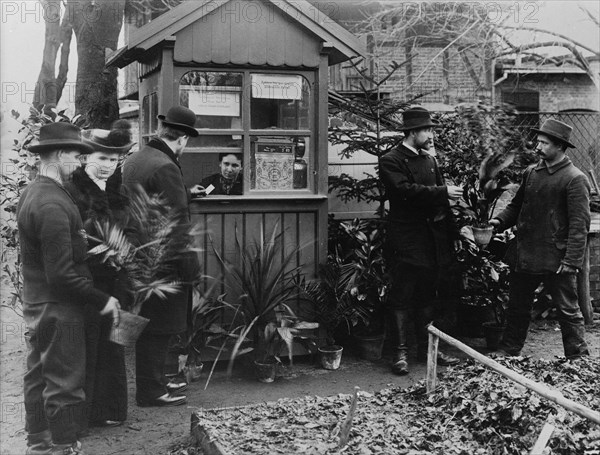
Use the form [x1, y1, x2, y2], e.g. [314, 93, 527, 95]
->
[108, 0, 364, 286]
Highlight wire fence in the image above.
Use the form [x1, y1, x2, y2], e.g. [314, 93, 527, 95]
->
[518, 112, 599, 181]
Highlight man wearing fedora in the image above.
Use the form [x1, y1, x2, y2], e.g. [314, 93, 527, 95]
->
[122, 106, 200, 407]
[490, 119, 591, 359]
[18, 122, 121, 455]
[379, 106, 463, 375]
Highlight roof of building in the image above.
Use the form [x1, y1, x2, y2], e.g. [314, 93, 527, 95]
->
[107, 0, 365, 68]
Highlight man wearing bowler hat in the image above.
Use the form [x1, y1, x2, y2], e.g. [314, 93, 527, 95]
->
[379, 106, 462, 375]
[490, 119, 591, 359]
[121, 106, 200, 407]
[18, 122, 121, 454]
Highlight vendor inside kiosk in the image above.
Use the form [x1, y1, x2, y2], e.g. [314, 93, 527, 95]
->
[175, 70, 311, 196]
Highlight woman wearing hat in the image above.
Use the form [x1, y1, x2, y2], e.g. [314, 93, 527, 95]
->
[65, 120, 135, 430]
[490, 119, 591, 359]
[19, 122, 121, 454]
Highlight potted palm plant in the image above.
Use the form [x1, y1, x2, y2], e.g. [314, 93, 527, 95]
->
[332, 219, 388, 361]
[212, 224, 318, 382]
[300, 259, 370, 370]
[87, 185, 198, 346]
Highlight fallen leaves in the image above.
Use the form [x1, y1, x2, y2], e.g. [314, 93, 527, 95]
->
[186, 357, 599, 454]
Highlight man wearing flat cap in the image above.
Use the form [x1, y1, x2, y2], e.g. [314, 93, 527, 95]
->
[490, 119, 591, 359]
[379, 106, 463, 375]
[17, 122, 121, 454]
[121, 106, 200, 407]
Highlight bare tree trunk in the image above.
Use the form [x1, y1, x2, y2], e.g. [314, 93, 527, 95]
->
[34, 0, 63, 114]
[56, 11, 74, 104]
[69, 0, 125, 128]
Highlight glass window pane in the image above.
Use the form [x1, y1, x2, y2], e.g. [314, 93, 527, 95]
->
[179, 71, 243, 130]
[182, 137, 244, 195]
[250, 135, 309, 191]
[185, 153, 244, 196]
[250, 74, 310, 130]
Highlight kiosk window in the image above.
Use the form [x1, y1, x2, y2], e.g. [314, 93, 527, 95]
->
[250, 74, 310, 130]
[180, 71, 243, 131]
[178, 70, 312, 194]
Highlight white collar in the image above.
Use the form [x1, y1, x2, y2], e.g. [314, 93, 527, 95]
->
[402, 142, 420, 155]
[85, 167, 106, 191]
[402, 142, 436, 157]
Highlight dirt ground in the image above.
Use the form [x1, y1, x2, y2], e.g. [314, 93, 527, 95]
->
[1, 301, 599, 455]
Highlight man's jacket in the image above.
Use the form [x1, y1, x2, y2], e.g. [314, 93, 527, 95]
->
[17, 175, 109, 309]
[494, 157, 591, 273]
[379, 144, 456, 268]
[122, 138, 200, 334]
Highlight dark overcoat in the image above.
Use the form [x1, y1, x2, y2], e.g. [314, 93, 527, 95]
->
[494, 157, 590, 274]
[379, 144, 456, 269]
[121, 139, 199, 334]
[64, 166, 129, 424]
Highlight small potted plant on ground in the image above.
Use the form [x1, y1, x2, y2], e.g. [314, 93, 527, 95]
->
[182, 282, 225, 383]
[455, 229, 510, 338]
[300, 259, 370, 370]
[332, 219, 388, 361]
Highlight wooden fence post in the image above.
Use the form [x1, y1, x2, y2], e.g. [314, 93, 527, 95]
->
[426, 329, 439, 393]
[427, 325, 600, 425]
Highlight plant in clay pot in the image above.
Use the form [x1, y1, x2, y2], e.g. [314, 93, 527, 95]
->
[87, 185, 201, 346]
[300, 258, 372, 369]
[211, 224, 318, 382]
[455, 229, 510, 338]
[324, 218, 388, 360]
[436, 103, 537, 246]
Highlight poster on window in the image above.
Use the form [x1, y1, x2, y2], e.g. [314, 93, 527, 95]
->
[254, 152, 294, 190]
[251, 74, 302, 100]
[187, 88, 240, 117]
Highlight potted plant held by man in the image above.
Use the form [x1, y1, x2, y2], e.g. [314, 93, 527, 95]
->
[88, 186, 200, 346]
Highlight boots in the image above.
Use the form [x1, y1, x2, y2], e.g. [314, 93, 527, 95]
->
[390, 310, 409, 375]
[26, 430, 52, 455]
[51, 441, 84, 455]
[392, 348, 409, 375]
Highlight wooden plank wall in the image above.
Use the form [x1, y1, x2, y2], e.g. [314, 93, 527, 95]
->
[191, 209, 319, 310]
[173, 0, 321, 67]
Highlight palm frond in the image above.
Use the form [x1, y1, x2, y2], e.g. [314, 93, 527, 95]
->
[85, 184, 201, 314]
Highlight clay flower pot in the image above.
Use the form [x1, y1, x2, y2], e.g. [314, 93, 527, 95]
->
[109, 310, 150, 347]
[354, 333, 385, 361]
[318, 345, 343, 370]
[471, 225, 494, 246]
[254, 358, 278, 383]
[482, 321, 506, 350]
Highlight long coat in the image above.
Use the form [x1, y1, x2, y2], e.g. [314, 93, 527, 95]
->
[494, 157, 590, 274]
[379, 144, 456, 269]
[64, 166, 128, 424]
[121, 138, 200, 334]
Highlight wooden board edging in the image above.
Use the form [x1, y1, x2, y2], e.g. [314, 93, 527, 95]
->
[191, 412, 230, 455]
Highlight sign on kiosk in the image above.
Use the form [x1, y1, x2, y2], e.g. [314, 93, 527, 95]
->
[251, 74, 303, 100]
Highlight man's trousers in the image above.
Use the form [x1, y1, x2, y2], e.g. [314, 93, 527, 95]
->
[499, 271, 589, 358]
[23, 302, 86, 445]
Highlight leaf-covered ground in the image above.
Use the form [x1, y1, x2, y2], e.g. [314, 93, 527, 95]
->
[192, 356, 599, 455]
